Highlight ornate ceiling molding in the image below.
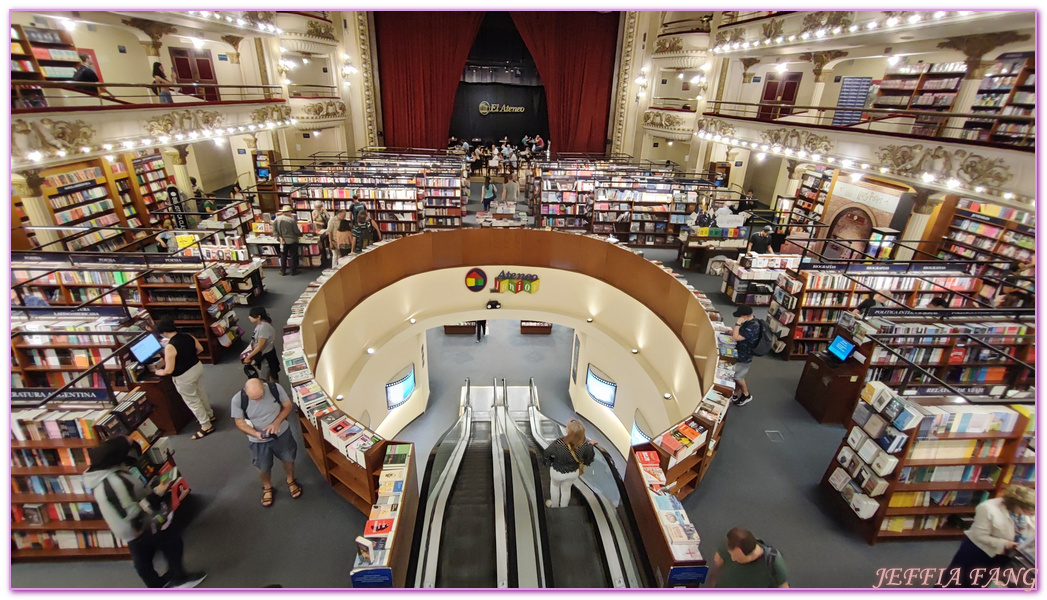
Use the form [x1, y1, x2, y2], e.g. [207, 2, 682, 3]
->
[250, 104, 292, 125]
[873, 144, 1014, 188]
[740, 57, 761, 83]
[643, 110, 686, 129]
[654, 36, 683, 54]
[355, 13, 379, 148]
[800, 11, 853, 35]
[695, 117, 735, 138]
[306, 20, 337, 41]
[937, 32, 1032, 74]
[244, 11, 277, 28]
[121, 18, 177, 54]
[760, 19, 784, 40]
[143, 110, 225, 137]
[221, 35, 244, 50]
[798, 50, 848, 80]
[611, 11, 639, 156]
[759, 128, 833, 155]
[280, 36, 337, 54]
[12, 119, 95, 157]
[643, 110, 696, 141]
[713, 27, 745, 47]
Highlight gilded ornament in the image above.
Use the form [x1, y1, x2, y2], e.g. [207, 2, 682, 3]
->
[760, 128, 833, 155]
[250, 105, 292, 124]
[654, 36, 684, 54]
[306, 20, 337, 41]
[144, 110, 226, 137]
[695, 117, 736, 138]
[12, 118, 95, 156]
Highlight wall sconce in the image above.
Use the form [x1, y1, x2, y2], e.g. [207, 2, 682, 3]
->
[634, 72, 649, 101]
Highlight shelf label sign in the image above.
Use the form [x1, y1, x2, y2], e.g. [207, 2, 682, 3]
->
[167, 185, 189, 229]
[492, 270, 540, 294]
[350, 567, 393, 588]
[12, 388, 111, 403]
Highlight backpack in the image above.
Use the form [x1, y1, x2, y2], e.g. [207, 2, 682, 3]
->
[751, 318, 775, 357]
[239, 382, 281, 416]
[756, 540, 783, 582]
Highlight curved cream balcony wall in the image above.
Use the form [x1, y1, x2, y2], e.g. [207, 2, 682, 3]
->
[299, 230, 719, 457]
[313, 267, 704, 455]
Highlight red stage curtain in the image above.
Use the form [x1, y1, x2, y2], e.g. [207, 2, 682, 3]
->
[510, 12, 619, 154]
[373, 12, 485, 149]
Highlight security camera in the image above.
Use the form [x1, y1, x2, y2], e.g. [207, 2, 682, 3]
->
[486, 300, 501, 310]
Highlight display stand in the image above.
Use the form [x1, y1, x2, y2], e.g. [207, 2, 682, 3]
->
[795, 347, 870, 425]
[519, 321, 552, 334]
[443, 322, 477, 335]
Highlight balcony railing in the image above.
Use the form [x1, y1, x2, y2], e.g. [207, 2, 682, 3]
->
[649, 97, 700, 112]
[11, 82, 285, 113]
[705, 100, 1034, 151]
[287, 84, 340, 99]
[719, 10, 792, 25]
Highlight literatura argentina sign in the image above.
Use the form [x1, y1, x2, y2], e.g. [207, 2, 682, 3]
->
[491, 270, 540, 294]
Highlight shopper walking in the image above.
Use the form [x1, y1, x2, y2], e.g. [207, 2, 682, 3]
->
[241, 307, 280, 383]
[710, 527, 789, 588]
[84, 437, 206, 588]
[474, 319, 487, 343]
[482, 177, 498, 212]
[153, 319, 215, 439]
[152, 62, 175, 104]
[327, 209, 347, 261]
[941, 484, 1035, 587]
[541, 419, 596, 508]
[729, 305, 761, 406]
[502, 174, 520, 203]
[230, 378, 301, 507]
[272, 206, 301, 276]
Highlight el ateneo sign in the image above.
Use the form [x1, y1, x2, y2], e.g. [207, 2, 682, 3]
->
[478, 101, 525, 116]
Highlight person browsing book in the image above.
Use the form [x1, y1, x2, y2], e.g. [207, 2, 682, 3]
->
[942, 484, 1034, 587]
[730, 305, 761, 407]
[852, 292, 889, 317]
[84, 437, 206, 588]
[747, 226, 775, 254]
[241, 307, 280, 383]
[153, 320, 215, 440]
[541, 419, 596, 508]
[230, 378, 301, 507]
[272, 206, 301, 276]
[710, 527, 789, 588]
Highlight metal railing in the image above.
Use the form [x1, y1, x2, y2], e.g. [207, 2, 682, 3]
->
[719, 10, 793, 25]
[287, 84, 340, 99]
[12, 82, 285, 112]
[704, 100, 1034, 150]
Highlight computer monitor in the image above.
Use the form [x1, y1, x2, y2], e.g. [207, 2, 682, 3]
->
[130, 334, 163, 364]
[827, 335, 857, 363]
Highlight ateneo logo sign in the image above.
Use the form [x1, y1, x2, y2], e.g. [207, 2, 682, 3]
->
[478, 101, 525, 116]
[491, 270, 540, 294]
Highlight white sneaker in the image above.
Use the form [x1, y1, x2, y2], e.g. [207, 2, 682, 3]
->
[166, 573, 207, 588]
[545, 499, 552, 508]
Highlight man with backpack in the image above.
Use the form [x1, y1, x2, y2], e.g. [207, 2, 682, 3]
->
[710, 527, 789, 588]
[730, 305, 772, 406]
[230, 379, 301, 507]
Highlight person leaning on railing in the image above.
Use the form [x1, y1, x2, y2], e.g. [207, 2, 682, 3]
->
[152, 63, 175, 104]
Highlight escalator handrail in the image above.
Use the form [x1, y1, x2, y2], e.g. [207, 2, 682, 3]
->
[416, 405, 474, 588]
[500, 404, 549, 587]
[596, 446, 656, 587]
[491, 403, 509, 588]
[527, 447, 556, 588]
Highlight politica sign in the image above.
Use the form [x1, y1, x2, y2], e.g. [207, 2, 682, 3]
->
[478, 101, 525, 116]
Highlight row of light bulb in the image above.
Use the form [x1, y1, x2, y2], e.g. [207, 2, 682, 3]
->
[22, 120, 297, 164]
[185, 11, 283, 34]
[711, 11, 975, 55]
[693, 129, 1022, 202]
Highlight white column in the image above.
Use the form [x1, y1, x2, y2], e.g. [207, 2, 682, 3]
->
[944, 62, 989, 141]
[163, 145, 194, 197]
[896, 212, 932, 261]
[16, 170, 63, 248]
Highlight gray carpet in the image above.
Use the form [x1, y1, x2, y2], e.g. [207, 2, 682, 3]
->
[11, 246, 959, 589]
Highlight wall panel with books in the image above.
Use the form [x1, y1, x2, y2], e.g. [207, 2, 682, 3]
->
[822, 381, 1032, 544]
[11, 387, 192, 561]
[133, 152, 176, 224]
[961, 54, 1035, 146]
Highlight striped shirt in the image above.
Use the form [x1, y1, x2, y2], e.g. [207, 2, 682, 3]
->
[542, 438, 596, 474]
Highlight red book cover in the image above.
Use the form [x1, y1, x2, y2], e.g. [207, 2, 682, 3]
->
[364, 518, 395, 536]
[635, 450, 661, 466]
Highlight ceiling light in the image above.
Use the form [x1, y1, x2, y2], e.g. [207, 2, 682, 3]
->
[741, 42, 750, 49]
[213, 136, 225, 146]
[312, 130, 321, 137]
[122, 141, 135, 149]
[342, 53, 350, 61]
[945, 178, 960, 189]
[831, 27, 842, 34]
[690, 75, 700, 84]
[667, 141, 673, 146]
[140, 138, 152, 146]
[27, 151, 42, 161]
[908, 15, 921, 24]
[886, 17, 900, 26]
[975, 186, 985, 193]
[850, 173, 862, 182]
[366, 348, 375, 355]
[55, 150, 67, 157]
[1003, 192, 1015, 200]
[677, 73, 684, 79]
[787, 35, 796, 42]
[631, 349, 639, 354]
[279, 47, 287, 54]
[776, 63, 788, 73]
[860, 163, 869, 170]
[751, 40, 760, 47]
[290, 118, 298, 124]
[237, 126, 245, 132]
[663, 393, 672, 400]
[797, 150, 808, 159]
[713, 135, 722, 142]
[248, 124, 257, 131]
[199, 10, 210, 18]
[811, 153, 820, 161]
[784, 148, 793, 155]
[957, 11, 973, 16]
[336, 395, 344, 401]
[586, 318, 593, 323]
[282, 78, 291, 85]
[157, 136, 169, 144]
[302, 58, 309, 64]
[202, 130, 213, 138]
[921, 172, 935, 183]
[696, 94, 703, 101]
[887, 56, 901, 66]
[841, 159, 854, 168]
[104, 155, 114, 163]
[409, 318, 417, 324]
[933, 11, 946, 19]
[880, 167, 889, 174]
[775, 36, 784, 44]
[237, 18, 246, 26]
[81, 146, 91, 153]
[827, 157, 835, 163]
[756, 152, 766, 161]
[192, 38, 204, 50]
[59, 19, 77, 31]
[849, 24, 860, 32]
[225, 15, 233, 22]
[188, 131, 199, 139]
[867, 22, 878, 29]
[102, 143, 113, 150]
[800, 32, 811, 40]
[815, 29, 826, 38]
[761, 145, 769, 151]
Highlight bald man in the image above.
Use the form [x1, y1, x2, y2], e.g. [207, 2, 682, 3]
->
[230, 378, 300, 507]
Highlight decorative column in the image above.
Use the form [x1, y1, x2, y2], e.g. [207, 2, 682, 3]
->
[740, 58, 760, 84]
[122, 18, 177, 75]
[163, 145, 194, 198]
[895, 188, 939, 261]
[16, 170, 64, 248]
[771, 159, 804, 205]
[221, 35, 245, 94]
[799, 51, 848, 125]
[937, 33, 1032, 139]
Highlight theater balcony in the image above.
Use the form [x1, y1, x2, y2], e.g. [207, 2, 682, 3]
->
[641, 105, 698, 141]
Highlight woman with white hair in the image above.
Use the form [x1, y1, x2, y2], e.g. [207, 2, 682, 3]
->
[311, 201, 331, 261]
[942, 484, 1036, 587]
[541, 419, 597, 508]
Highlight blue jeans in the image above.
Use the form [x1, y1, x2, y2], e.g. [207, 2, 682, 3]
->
[159, 91, 173, 103]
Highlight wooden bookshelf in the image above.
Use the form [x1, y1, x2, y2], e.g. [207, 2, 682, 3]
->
[11, 24, 82, 109]
[873, 61, 966, 137]
[132, 151, 176, 224]
[421, 174, 464, 228]
[962, 54, 1035, 147]
[539, 175, 592, 232]
[11, 389, 192, 561]
[820, 385, 1032, 544]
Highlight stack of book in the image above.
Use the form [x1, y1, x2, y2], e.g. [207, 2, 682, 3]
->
[654, 418, 708, 462]
[355, 444, 413, 569]
[636, 450, 703, 562]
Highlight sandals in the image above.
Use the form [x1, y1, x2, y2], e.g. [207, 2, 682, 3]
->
[288, 480, 303, 500]
[191, 426, 215, 440]
[261, 487, 274, 507]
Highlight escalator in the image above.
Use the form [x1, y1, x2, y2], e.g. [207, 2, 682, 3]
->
[435, 422, 496, 587]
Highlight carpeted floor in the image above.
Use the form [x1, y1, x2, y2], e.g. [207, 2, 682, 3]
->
[11, 240, 959, 590]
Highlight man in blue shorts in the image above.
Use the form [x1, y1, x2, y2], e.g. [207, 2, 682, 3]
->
[730, 305, 761, 406]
